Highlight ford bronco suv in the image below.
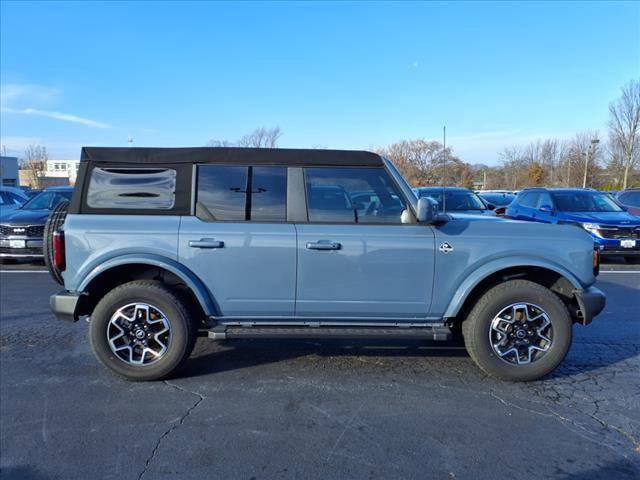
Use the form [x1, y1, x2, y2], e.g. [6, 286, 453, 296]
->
[48, 147, 605, 382]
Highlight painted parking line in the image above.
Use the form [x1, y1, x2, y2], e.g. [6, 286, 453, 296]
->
[599, 270, 640, 274]
[0, 270, 48, 273]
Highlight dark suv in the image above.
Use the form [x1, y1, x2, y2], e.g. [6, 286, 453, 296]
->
[0, 186, 73, 262]
[506, 188, 640, 263]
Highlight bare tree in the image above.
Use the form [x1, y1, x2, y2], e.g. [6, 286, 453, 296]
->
[608, 79, 640, 189]
[21, 144, 49, 189]
[207, 127, 283, 148]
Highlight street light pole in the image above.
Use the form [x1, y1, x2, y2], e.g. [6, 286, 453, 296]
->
[582, 139, 600, 188]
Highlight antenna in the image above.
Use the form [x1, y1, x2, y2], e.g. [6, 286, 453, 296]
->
[127, 134, 134, 147]
[442, 126, 447, 214]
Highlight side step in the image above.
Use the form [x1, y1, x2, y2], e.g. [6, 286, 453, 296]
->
[208, 326, 452, 342]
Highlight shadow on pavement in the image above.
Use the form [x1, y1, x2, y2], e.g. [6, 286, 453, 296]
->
[179, 338, 469, 379]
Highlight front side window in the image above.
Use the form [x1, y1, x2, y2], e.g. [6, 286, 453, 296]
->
[86, 168, 176, 209]
[304, 167, 406, 224]
[197, 165, 287, 221]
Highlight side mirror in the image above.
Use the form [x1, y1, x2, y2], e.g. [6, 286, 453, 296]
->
[417, 197, 438, 223]
[539, 204, 553, 213]
[486, 203, 496, 210]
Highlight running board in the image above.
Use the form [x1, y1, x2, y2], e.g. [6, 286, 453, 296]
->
[208, 326, 452, 341]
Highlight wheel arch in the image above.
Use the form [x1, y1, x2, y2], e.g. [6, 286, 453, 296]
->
[443, 259, 584, 324]
[75, 254, 218, 322]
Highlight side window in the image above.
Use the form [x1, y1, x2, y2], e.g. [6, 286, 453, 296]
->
[304, 167, 406, 224]
[537, 192, 552, 209]
[197, 165, 286, 222]
[519, 192, 539, 208]
[86, 168, 176, 209]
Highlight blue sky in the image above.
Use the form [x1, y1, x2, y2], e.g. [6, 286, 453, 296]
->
[1, 1, 639, 164]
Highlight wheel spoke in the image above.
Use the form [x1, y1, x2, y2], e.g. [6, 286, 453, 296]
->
[489, 302, 554, 367]
[107, 302, 172, 366]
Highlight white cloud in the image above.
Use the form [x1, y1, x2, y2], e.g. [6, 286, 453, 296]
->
[1, 82, 111, 129]
[0, 83, 59, 106]
[2, 106, 110, 128]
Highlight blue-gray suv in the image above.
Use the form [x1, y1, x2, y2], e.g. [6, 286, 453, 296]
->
[48, 147, 605, 382]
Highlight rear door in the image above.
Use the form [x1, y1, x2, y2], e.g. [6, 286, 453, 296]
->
[295, 167, 435, 320]
[178, 165, 296, 318]
[512, 192, 539, 220]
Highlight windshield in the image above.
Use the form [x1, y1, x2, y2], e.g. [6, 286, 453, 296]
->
[552, 192, 624, 212]
[478, 193, 515, 207]
[417, 189, 487, 211]
[20, 190, 72, 210]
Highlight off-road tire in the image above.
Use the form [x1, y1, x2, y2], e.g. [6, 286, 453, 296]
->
[90, 281, 196, 381]
[462, 280, 572, 382]
[43, 201, 69, 285]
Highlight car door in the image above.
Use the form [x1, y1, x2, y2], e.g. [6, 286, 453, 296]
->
[513, 192, 539, 220]
[178, 165, 297, 318]
[295, 166, 436, 321]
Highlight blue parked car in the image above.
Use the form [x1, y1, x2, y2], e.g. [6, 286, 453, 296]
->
[506, 188, 640, 263]
[413, 186, 497, 217]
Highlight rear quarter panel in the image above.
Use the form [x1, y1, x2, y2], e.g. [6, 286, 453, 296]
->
[63, 214, 180, 291]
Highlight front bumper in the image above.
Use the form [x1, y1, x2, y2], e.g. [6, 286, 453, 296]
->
[50, 291, 81, 322]
[593, 236, 640, 256]
[573, 286, 606, 326]
[0, 236, 44, 258]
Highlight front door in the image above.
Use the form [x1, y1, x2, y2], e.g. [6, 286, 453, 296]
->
[295, 167, 435, 320]
[179, 165, 296, 318]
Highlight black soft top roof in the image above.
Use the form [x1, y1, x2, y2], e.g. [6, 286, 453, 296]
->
[80, 147, 383, 167]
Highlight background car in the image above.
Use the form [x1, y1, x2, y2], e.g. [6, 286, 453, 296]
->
[477, 191, 515, 216]
[413, 186, 497, 216]
[506, 187, 640, 263]
[0, 187, 29, 213]
[0, 186, 73, 262]
[615, 188, 640, 216]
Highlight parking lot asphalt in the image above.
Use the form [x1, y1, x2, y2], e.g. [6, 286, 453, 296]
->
[1, 267, 639, 480]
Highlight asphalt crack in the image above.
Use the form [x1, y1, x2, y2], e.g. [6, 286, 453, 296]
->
[137, 381, 205, 480]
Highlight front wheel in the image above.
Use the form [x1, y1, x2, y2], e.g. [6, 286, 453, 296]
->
[90, 281, 196, 381]
[462, 280, 572, 382]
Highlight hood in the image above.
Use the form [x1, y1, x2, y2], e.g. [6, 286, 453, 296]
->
[0, 205, 20, 214]
[446, 209, 497, 217]
[559, 211, 640, 226]
[0, 208, 51, 225]
[447, 212, 506, 222]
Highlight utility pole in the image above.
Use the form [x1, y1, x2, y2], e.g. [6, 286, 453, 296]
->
[582, 139, 600, 188]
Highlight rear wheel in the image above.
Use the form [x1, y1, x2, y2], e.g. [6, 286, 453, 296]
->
[462, 280, 572, 382]
[90, 281, 196, 381]
[43, 201, 69, 285]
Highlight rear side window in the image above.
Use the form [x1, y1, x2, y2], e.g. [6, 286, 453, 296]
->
[197, 165, 287, 221]
[304, 167, 406, 224]
[86, 168, 176, 209]
[518, 192, 539, 208]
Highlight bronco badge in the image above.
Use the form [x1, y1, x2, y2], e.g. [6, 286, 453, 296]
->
[439, 242, 454, 254]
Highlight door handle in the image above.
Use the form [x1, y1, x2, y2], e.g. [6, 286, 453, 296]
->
[306, 241, 341, 251]
[189, 238, 225, 249]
